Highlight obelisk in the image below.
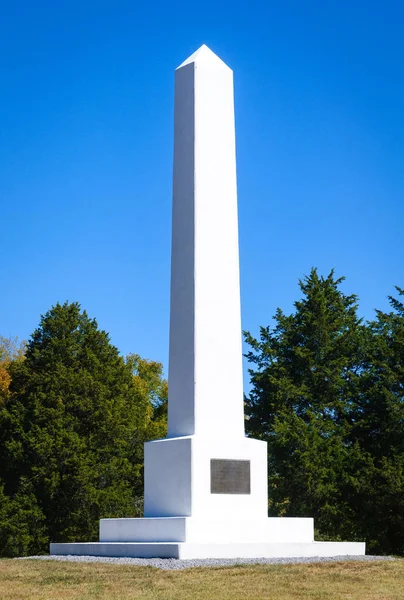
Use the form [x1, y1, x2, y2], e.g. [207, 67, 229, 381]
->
[50, 46, 365, 559]
[142, 46, 269, 520]
[168, 44, 244, 439]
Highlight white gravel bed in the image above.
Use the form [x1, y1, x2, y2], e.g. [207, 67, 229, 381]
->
[17, 555, 394, 570]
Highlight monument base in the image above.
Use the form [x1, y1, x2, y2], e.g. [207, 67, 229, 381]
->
[50, 517, 366, 559]
[50, 541, 365, 559]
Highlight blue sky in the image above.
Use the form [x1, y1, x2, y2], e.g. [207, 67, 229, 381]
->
[0, 1, 403, 385]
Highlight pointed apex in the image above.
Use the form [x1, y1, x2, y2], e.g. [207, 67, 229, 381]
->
[176, 45, 231, 71]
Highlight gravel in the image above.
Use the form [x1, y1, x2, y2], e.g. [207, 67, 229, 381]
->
[17, 555, 394, 570]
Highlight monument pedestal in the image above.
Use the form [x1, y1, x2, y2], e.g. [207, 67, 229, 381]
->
[50, 436, 365, 559]
[51, 515, 365, 558]
[144, 436, 268, 520]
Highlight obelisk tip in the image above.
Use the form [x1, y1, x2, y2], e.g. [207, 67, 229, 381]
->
[176, 44, 231, 71]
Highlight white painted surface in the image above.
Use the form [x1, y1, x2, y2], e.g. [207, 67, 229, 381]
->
[50, 542, 181, 559]
[144, 436, 267, 519]
[168, 45, 244, 439]
[178, 541, 366, 560]
[50, 541, 365, 559]
[185, 517, 313, 544]
[144, 437, 192, 517]
[100, 517, 187, 543]
[191, 437, 267, 519]
[100, 516, 314, 544]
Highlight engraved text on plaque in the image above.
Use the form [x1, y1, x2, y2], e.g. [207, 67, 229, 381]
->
[210, 459, 251, 494]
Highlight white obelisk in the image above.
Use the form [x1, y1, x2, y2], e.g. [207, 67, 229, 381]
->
[142, 46, 269, 522]
[50, 46, 365, 559]
[168, 44, 244, 439]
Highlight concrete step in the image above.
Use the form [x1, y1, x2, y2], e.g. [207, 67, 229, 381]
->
[50, 541, 366, 559]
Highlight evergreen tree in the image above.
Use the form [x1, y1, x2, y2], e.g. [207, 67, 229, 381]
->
[245, 269, 365, 540]
[0, 478, 47, 557]
[0, 302, 157, 554]
[351, 287, 404, 554]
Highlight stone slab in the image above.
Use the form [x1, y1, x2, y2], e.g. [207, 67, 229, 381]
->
[50, 541, 366, 559]
[99, 517, 314, 544]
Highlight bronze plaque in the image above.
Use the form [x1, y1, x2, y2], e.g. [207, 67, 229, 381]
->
[210, 459, 251, 494]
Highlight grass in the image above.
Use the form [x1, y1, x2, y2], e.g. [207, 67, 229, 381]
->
[0, 558, 403, 600]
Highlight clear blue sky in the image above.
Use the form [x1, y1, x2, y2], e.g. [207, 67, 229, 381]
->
[0, 1, 403, 385]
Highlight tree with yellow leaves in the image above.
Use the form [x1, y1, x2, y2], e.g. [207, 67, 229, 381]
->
[0, 336, 25, 405]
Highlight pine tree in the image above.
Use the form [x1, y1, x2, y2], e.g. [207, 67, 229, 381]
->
[0, 302, 155, 554]
[245, 269, 365, 540]
[351, 287, 404, 554]
[0, 478, 47, 557]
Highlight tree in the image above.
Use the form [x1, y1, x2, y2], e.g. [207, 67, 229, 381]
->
[0, 478, 47, 557]
[127, 353, 167, 441]
[350, 287, 404, 554]
[0, 336, 25, 406]
[244, 269, 366, 540]
[0, 302, 156, 554]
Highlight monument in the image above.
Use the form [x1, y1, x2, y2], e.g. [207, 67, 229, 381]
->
[51, 45, 365, 559]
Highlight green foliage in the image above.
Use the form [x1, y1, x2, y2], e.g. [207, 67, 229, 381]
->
[1, 277, 402, 558]
[350, 287, 404, 554]
[0, 302, 166, 556]
[245, 270, 404, 555]
[126, 353, 168, 441]
[0, 478, 47, 557]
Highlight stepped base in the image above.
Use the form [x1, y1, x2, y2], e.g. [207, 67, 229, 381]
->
[50, 517, 366, 559]
[50, 541, 366, 559]
[99, 517, 314, 543]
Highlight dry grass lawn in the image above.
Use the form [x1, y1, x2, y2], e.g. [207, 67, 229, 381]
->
[0, 558, 403, 600]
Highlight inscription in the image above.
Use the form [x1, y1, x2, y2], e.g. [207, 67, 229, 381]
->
[210, 459, 251, 494]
